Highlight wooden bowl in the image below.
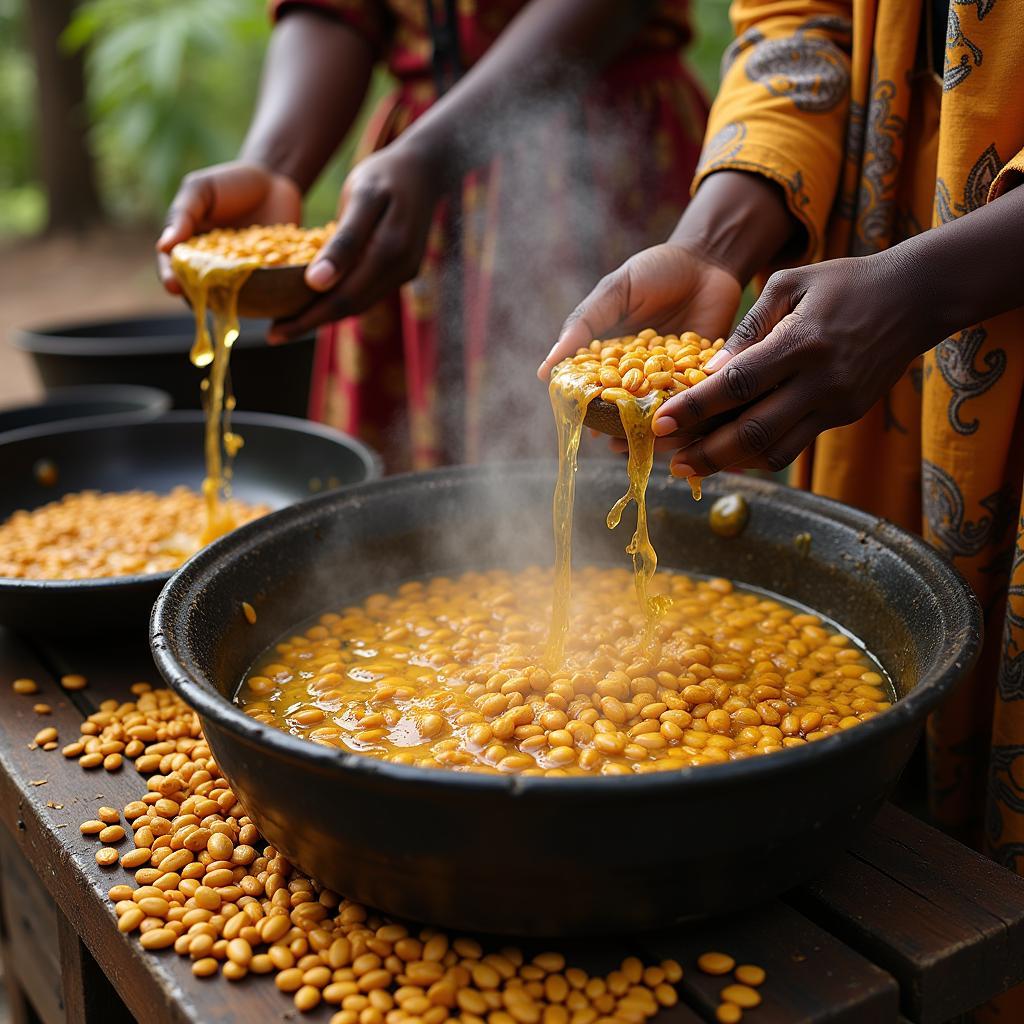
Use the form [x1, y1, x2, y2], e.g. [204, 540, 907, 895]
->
[583, 397, 626, 438]
[236, 265, 317, 320]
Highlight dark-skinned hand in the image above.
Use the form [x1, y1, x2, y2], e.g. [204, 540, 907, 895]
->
[267, 138, 442, 343]
[537, 243, 742, 381]
[654, 250, 939, 480]
[156, 161, 303, 295]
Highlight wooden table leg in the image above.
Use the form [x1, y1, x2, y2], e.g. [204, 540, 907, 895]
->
[0, 948, 41, 1024]
[56, 909, 133, 1024]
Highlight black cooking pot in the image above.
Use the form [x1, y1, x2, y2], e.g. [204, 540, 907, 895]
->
[0, 384, 171, 442]
[152, 463, 981, 936]
[0, 412, 380, 635]
[13, 314, 314, 417]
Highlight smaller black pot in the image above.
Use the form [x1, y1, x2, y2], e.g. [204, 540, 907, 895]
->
[13, 314, 315, 418]
[0, 411, 381, 636]
[0, 385, 171, 443]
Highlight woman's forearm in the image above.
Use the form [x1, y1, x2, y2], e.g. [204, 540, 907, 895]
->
[670, 170, 801, 285]
[240, 9, 375, 193]
[886, 185, 1024, 343]
[399, 0, 658, 182]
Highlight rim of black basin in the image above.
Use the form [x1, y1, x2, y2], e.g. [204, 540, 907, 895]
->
[151, 462, 984, 798]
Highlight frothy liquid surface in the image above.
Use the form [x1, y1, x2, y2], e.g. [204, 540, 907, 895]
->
[236, 566, 893, 777]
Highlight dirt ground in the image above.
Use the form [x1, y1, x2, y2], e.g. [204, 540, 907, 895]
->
[0, 229, 179, 408]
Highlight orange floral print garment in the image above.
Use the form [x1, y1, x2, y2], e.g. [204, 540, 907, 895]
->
[694, 0, 1024, 919]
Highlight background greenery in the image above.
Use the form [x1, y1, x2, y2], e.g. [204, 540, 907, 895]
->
[0, 0, 733, 238]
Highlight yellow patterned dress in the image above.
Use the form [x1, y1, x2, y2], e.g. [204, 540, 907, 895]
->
[694, 0, 1024, 929]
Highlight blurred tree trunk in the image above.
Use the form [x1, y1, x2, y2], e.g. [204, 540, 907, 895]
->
[25, 0, 103, 233]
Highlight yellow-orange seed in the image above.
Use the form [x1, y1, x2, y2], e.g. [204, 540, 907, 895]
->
[698, 953, 736, 976]
[74, 681, 687, 1017]
[734, 964, 766, 987]
[721, 984, 761, 1009]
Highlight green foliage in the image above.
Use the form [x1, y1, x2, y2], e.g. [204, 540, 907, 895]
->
[1, 0, 737, 235]
[690, 0, 733, 94]
[64, 0, 270, 221]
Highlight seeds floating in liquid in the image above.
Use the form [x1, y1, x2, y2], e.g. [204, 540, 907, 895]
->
[237, 566, 892, 776]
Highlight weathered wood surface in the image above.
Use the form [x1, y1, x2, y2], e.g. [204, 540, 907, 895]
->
[3, 627, 1024, 1023]
[792, 803, 1024, 1023]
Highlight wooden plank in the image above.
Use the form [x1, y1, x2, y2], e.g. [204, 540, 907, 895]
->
[56, 906, 135, 1024]
[0, 842, 46, 1024]
[636, 903, 900, 1023]
[790, 802, 1024, 1023]
[0, 828, 63, 1024]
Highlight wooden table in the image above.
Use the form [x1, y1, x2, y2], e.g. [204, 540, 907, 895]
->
[2, 628, 1024, 1024]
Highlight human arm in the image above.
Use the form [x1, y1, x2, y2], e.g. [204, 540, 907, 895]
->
[656, 185, 1024, 480]
[537, 170, 796, 378]
[269, 0, 665, 340]
[156, 7, 375, 293]
[538, 0, 854, 376]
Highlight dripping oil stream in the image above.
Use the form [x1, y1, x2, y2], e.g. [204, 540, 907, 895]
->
[606, 393, 673, 645]
[546, 369, 600, 668]
[547, 368, 693, 667]
[170, 248, 256, 544]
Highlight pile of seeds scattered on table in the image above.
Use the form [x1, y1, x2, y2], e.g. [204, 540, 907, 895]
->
[15, 675, 768, 1020]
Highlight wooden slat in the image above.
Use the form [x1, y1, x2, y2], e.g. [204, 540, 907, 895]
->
[790, 802, 1024, 1023]
[0, 828, 64, 1024]
[637, 902, 899, 1023]
[56, 906, 135, 1024]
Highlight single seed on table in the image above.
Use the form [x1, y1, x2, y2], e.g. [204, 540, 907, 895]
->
[734, 964, 765, 987]
[80, 819, 104, 835]
[720, 984, 761, 1009]
[12, 678, 38, 694]
[242, 601, 257, 625]
[661, 960, 683, 983]
[698, 952, 735, 976]
[61, 674, 87, 691]
[62, 741, 84, 757]
[33, 703, 51, 715]
[97, 806, 120, 824]
[95, 848, 119, 866]
[716, 1005, 742, 1024]
[193, 957, 219, 978]
[120, 848, 150, 868]
[79, 752, 103, 769]
[33, 727, 58, 746]
[42, 742, 58, 751]
[99, 825, 125, 843]
[223, 960, 248, 982]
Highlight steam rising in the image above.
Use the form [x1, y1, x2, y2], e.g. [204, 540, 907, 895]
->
[382, 69, 686, 468]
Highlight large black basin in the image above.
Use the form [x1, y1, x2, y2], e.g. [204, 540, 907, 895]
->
[13, 314, 314, 417]
[152, 463, 981, 935]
